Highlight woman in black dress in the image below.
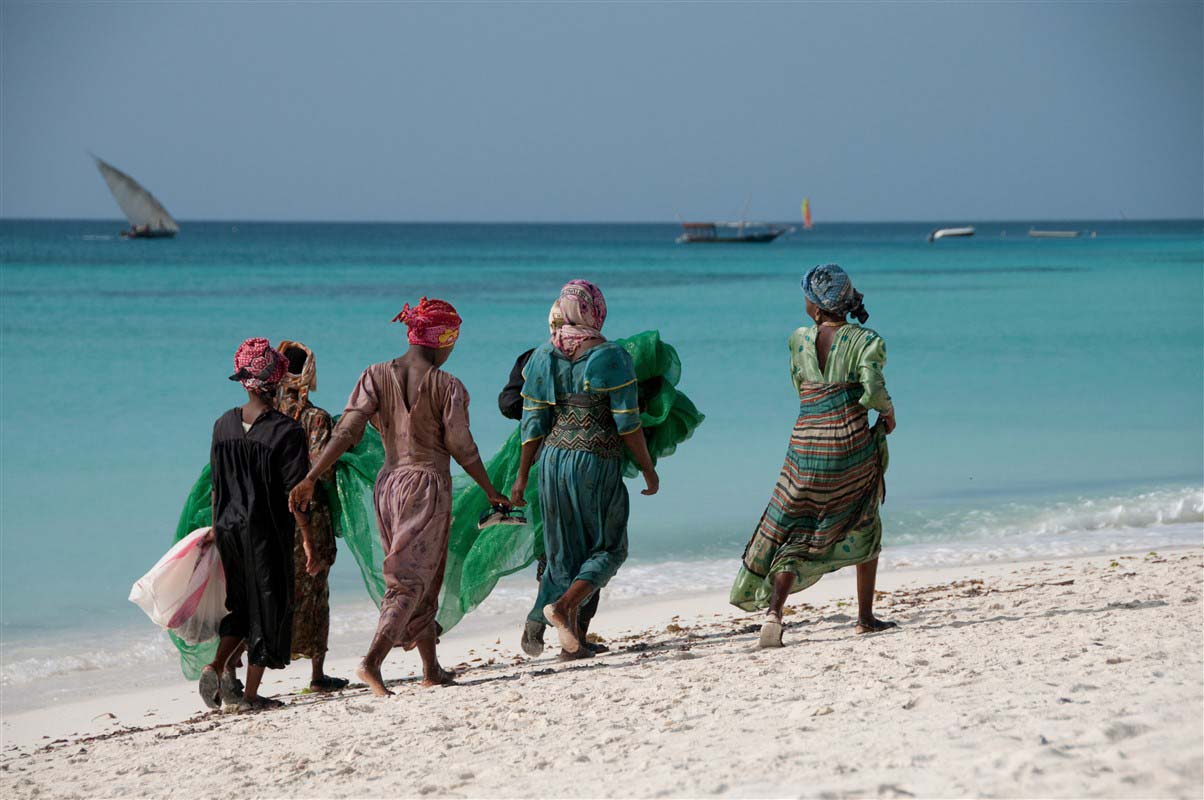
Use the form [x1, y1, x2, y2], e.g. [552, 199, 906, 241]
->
[199, 338, 320, 712]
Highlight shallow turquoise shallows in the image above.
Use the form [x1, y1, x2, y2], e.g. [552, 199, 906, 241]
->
[1, 220, 1201, 645]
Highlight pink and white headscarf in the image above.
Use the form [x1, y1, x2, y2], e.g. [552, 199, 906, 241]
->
[550, 279, 607, 358]
[229, 337, 289, 393]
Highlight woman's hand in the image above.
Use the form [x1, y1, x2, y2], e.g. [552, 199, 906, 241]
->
[641, 467, 660, 496]
[289, 478, 315, 513]
[509, 477, 528, 508]
[880, 408, 896, 435]
[302, 537, 323, 576]
[487, 488, 512, 510]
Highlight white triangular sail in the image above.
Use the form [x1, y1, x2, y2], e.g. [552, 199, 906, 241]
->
[93, 156, 179, 233]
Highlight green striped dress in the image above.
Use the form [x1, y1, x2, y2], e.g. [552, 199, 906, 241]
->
[730, 324, 892, 611]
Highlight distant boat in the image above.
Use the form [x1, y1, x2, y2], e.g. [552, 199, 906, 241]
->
[676, 221, 788, 244]
[1028, 229, 1081, 239]
[801, 198, 813, 231]
[92, 155, 179, 239]
[928, 226, 975, 243]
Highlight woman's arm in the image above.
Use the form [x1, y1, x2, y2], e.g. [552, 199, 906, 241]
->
[510, 438, 542, 507]
[291, 369, 378, 512]
[622, 430, 659, 496]
[288, 429, 355, 514]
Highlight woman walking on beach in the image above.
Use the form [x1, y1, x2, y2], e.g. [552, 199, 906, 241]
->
[201, 338, 320, 711]
[730, 264, 895, 647]
[276, 340, 348, 693]
[289, 298, 511, 696]
[510, 280, 660, 656]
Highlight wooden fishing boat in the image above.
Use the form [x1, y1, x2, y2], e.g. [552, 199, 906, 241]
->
[676, 222, 786, 244]
[1028, 229, 1081, 239]
[92, 156, 179, 239]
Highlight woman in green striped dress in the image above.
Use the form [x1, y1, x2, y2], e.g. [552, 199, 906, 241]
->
[730, 264, 896, 647]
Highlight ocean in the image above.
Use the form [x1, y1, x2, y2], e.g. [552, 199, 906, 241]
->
[1, 219, 1201, 709]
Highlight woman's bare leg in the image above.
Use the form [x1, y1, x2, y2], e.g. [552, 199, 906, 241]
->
[855, 557, 897, 633]
[357, 632, 395, 697]
[767, 572, 795, 621]
[756, 572, 794, 648]
[242, 664, 267, 701]
[417, 636, 456, 687]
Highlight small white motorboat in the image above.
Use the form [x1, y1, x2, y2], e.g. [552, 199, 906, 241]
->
[928, 226, 975, 243]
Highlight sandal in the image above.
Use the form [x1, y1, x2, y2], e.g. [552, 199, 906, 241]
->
[309, 675, 350, 693]
[543, 604, 580, 654]
[758, 613, 784, 649]
[198, 666, 221, 710]
[219, 671, 244, 707]
[855, 618, 898, 634]
[521, 620, 546, 657]
[237, 695, 286, 713]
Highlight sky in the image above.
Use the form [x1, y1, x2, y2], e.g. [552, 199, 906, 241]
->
[1, 1, 1201, 222]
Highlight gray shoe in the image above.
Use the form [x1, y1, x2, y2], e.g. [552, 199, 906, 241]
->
[198, 666, 221, 710]
[521, 619, 546, 656]
[219, 671, 245, 707]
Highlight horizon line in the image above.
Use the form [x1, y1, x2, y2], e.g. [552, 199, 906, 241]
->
[3, 216, 1202, 225]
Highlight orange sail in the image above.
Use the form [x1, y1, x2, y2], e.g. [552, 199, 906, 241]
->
[802, 198, 812, 230]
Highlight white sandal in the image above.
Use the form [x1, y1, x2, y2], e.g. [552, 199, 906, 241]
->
[758, 613, 784, 648]
[543, 603, 580, 653]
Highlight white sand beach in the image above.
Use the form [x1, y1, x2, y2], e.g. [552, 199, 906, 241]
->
[2, 549, 1201, 799]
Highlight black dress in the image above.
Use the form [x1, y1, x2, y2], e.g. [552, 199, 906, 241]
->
[210, 407, 309, 668]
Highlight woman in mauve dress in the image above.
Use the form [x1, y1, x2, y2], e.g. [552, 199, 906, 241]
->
[289, 298, 510, 696]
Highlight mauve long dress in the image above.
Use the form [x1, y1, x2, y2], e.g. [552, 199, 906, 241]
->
[329, 360, 482, 649]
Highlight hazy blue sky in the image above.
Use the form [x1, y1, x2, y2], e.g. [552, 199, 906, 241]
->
[2, 1, 1201, 222]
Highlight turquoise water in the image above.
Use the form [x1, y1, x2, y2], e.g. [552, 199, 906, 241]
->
[1, 220, 1201, 684]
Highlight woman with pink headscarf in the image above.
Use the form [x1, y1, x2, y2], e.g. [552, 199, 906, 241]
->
[199, 338, 320, 712]
[289, 298, 510, 696]
[510, 280, 660, 657]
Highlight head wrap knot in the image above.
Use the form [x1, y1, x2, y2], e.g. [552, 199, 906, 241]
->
[229, 337, 289, 393]
[276, 339, 317, 419]
[550, 279, 607, 358]
[393, 297, 462, 348]
[802, 264, 869, 324]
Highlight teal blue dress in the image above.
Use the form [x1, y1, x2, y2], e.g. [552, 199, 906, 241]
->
[520, 341, 641, 623]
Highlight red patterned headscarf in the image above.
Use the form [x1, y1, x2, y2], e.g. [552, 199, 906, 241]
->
[229, 337, 289, 393]
[550, 279, 606, 358]
[393, 297, 462, 349]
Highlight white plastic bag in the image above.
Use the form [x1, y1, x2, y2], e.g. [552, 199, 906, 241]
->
[129, 527, 227, 645]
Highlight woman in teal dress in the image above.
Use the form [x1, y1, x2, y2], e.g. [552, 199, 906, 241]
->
[510, 280, 660, 656]
[731, 264, 896, 648]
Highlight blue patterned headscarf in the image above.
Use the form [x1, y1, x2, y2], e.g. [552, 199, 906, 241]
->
[801, 263, 868, 324]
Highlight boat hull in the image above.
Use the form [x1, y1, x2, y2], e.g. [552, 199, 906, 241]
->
[121, 229, 176, 239]
[676, 231, 784, 244]
[1028, 230, 1081, 239]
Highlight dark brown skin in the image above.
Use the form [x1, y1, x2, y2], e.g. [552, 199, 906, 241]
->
[288, 343, 508, 696]
[202, 388, 321, 705]
[763, 302, 896, 633]
[507, 339, 659, 652]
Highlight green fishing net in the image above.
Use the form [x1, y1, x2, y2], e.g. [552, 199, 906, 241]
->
[168, 330, 703, 678]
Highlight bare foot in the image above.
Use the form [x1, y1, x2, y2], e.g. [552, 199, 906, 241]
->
[356, 661, 394, 697]
[421, 666, 458, 687]
[543, 603, 580, 653]
[558, 646, 596, 662]
[855, 616, 898, 634]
